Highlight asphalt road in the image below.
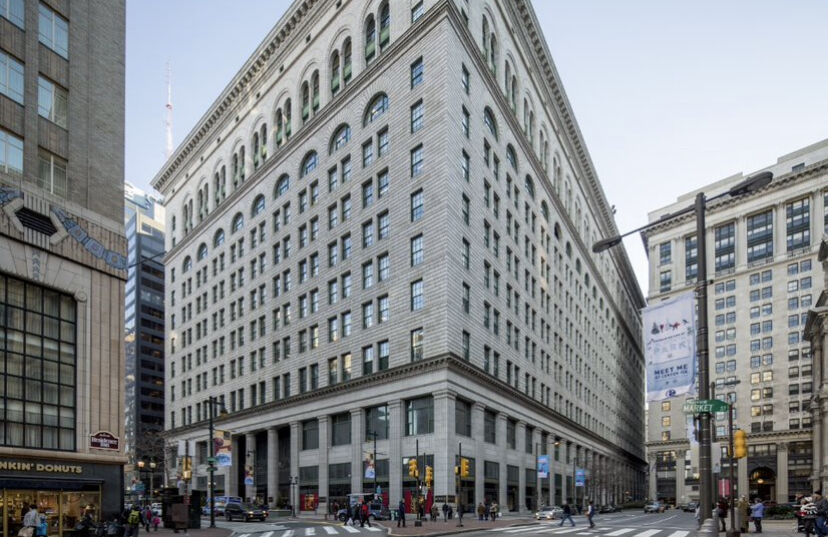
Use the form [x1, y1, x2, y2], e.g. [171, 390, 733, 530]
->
[462, 510, 698, 537]
[210, 518, 387, 536]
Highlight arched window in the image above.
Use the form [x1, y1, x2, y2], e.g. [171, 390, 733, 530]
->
[482, 17, 490, 56]
[565, 241, 572, 258]
[330, 50, 341, 96]
[275, 108, 284, 146]
[489, 34, 497, 75]
[300, 151, 318, 177]
[524, 175, 535, 199]
[183, 256, 192, 273]
[364, 93, 389, 126]
[197, 243, 208, 261]
[506, 144, 517, 170]
[510, 75, 517, 112]
[213, 228, 225, 247]
[343, 38, 352, 83]
[541, 201, 550, 222]
[260, 124, 267, 162]
[311, 70, 320, 113]
[575, 259, 582, 274]
[252, 194, 265, 217]
[252, 131, 261, 169]
[483, 107, 498, 140]
[504, 62, 511, 97]
[330, 123, 351, 154]
[232, 212, 244, 233]
[275, 174, 290, 198]
[554, 222, 561, 240]
[301, 81, 310, 123]
[379, 1, 390, 52]
[284, 98, 292, 137]
[364, 15, 376, 63]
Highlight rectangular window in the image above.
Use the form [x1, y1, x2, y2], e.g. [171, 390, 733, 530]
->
[714, 222, 736, 272]
[405, 396, 434, 435]
[410, 100, 424, 133]
[659, 242, 671, 265]
[365, 404, 389, 439]
[302, 419, 319, 450]
[362, 140, 373, 168]
[746, 210, 774, 263]
[410, 145, 424, 177]
[461, 64, 470, 94]
[411, 235, 423, 266]
[484, 410, 496, 443]
[659, 270, 671, 293]
[411, 189, 424, 221]
[0, 129, 24, 175]
[0, 275, 77, 450]
[685, 235, 698, 282]
[0, 0, 24, 28]
[462, 106, 470, 138]
[410, 327, 424, 361]
[455, 399, 472, 437]
[411, 1, 424, 23]
[786, 198, 810, 251]
[378, 339, 389, 370]
[0, 50, 24, 104]
[38, 3, 69, 58]
[331, 413, 351, 446]
[410, 57, 424, 88]
[411, 280, 424, 310]
[37, 149, 68, 197]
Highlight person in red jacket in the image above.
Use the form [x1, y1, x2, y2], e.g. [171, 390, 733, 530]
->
[360, 501, 371, 528]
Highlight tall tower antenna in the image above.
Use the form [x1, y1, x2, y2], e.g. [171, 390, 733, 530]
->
[165, 62, 173, 159]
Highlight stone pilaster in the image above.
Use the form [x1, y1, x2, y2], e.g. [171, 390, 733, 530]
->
[267, 427, 278, 503]
[517, 421, 526, 512]
[675, 449, 686, 504]
[776, 442, 789, 504]
[648, 453, 657, 500]
[472, 403, 485, 506]
[388, 400, 402, 504]
[434, 391, 456, 498]
[497, 413, 508, 504]
[351, 408, 365, 494]
[289, 421, 299, 486]
[228, 435, 240, 496]
[318, 416, 330, 503]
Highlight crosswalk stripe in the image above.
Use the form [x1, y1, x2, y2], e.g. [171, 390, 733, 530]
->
[365, 528, 381, 532]
[666, 532, 689, 537]
[280, 531, 294, 537]
[545, 529, 580, 534]
[237, 534, 250, 537]
[505, 527, 540, 533]
[322, 528, 338, 535]
[261, 532, 274, 537]
[605, 530, 636, 537]
[304, 529, 315, 536]
[632, 531, 660, 537]
[341, 527, 360, 534]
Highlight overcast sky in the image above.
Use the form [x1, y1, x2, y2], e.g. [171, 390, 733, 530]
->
[126, 0, 828, 296]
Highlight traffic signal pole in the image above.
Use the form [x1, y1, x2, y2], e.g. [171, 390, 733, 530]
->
[728, 404, 738, 537]
[415, 439, 422, 527]
[457, 443, 463, 527]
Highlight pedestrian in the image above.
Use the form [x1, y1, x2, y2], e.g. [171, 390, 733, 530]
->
[442, 502, 449, 522]
[717, 498, 729, 532]
[694, 504, 701, 529]
[151, 514, 160, 532]
[484, 500, 490, 521]
[477, 502, 485, 521]
[397, 500, 406, 528]
[738, 496, 750, 534]
[21, 504, 39, 537]
[800, 496, 817, 537]
[558, 503, 575, 527]
[430, 504, 438, 522]
[750, 498, 765, 533]
[143, 506, 152, 533]
[125, 505, 141, 537]
[586, 501, 596, 528]
[814, 491, 828, 536]
[360, 501, 371, 528]
[489, 502, 498, 522]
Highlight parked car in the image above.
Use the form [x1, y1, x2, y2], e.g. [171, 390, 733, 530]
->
[224, 502, 267, 522]
[598, 504, 618, 513]
[336, 494, 390, 522]
[534, 506, 563, 520]
[644, 502, 664, 513]
[682, 501, 698, 513]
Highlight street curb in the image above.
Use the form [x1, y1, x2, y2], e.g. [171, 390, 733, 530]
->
[379, 521, 538, 537]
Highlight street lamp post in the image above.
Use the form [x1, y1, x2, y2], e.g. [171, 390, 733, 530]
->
[208, 396, 227, 528]
[149, 460, 157, 502]
[137, 460, 146, 503]
[592, 171, 772, 522]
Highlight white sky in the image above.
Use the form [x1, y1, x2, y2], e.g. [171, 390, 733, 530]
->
[126, 0, 828, 295]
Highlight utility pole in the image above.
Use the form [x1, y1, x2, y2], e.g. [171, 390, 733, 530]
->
[456, 442, 463, 527]
[414, 439, 422, 527]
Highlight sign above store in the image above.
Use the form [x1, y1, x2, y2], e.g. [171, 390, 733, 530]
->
[0, 460, 82, 474]
[90, 431, 120, 450]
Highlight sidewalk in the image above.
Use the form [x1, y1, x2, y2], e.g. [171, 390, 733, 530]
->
[378, 516, 536, 536]
[715, 519, 800, 536]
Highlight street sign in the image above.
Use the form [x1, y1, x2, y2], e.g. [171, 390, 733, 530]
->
[683, 399, 729, 414]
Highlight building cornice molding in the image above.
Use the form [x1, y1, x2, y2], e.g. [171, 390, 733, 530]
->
[163, 353, 645, 465]
[151, 0, 321, 194]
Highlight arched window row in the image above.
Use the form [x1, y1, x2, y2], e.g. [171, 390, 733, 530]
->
[364, 1, 390, 65]
[330, 123, 351, 154]
[364, 92, 389, 127]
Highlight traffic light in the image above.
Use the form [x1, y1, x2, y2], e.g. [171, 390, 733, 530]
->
[425, 465, 433, 487]
[733, 429, 748, 459]
[460, 457, 470, 478]
[408, 458, 419, 478]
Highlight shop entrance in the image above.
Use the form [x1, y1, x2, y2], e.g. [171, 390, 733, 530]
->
[1, 489, 101, 537]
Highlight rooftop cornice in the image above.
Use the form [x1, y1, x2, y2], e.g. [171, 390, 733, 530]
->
[163, 353, 646, 465]
[150, 0, 321, 194]
[641, 159, 828, 243]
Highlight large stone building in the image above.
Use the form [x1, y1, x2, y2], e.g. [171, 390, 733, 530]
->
[644, 139, 828, 505]
[0, 0, 127, 531]
[805, 235, 828, 493]
[124, 182, 165, 500]
[152, 0, 645, 513]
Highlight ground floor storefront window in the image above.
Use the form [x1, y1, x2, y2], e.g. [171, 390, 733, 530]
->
[1, 489, 101, 537]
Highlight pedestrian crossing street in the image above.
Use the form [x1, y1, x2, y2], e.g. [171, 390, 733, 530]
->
[492, 525, 692, 537]
[236, 526, 384, 537]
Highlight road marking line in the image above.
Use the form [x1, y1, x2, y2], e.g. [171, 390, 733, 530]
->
[545, 529, 581, 534]
[280, 531, 294, 537]
[322, 528, 338, 535]
[505, 527, 542, 533]
[365, 528, 381, 532]
[666, 532, 689, 537]
[631, 531, 661, 537]
[342, 526, 360, 534]
[605, 530, 636, 536]
[261, 532, 274, 537]
[304, 529, 316, 536]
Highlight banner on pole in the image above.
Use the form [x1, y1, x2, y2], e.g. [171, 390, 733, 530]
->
[364, 452, 376, 479]
[643, 291, 697, 402]
[575, 468, 586, 487]
[537, 455, 549, 479]
[214, 430, 232, 467]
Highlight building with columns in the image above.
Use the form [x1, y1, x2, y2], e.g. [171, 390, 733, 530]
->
[805, 235, 828, 493]
[152, 0, 646, 513]
[644, 139, 828, 505]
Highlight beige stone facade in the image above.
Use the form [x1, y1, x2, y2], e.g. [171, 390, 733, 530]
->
[644, 139, 828, 504]
[153, 0, 645, 512]
[805, 236, 828, 492]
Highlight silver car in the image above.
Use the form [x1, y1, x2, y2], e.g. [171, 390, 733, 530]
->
[534, 506, 563, 520]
